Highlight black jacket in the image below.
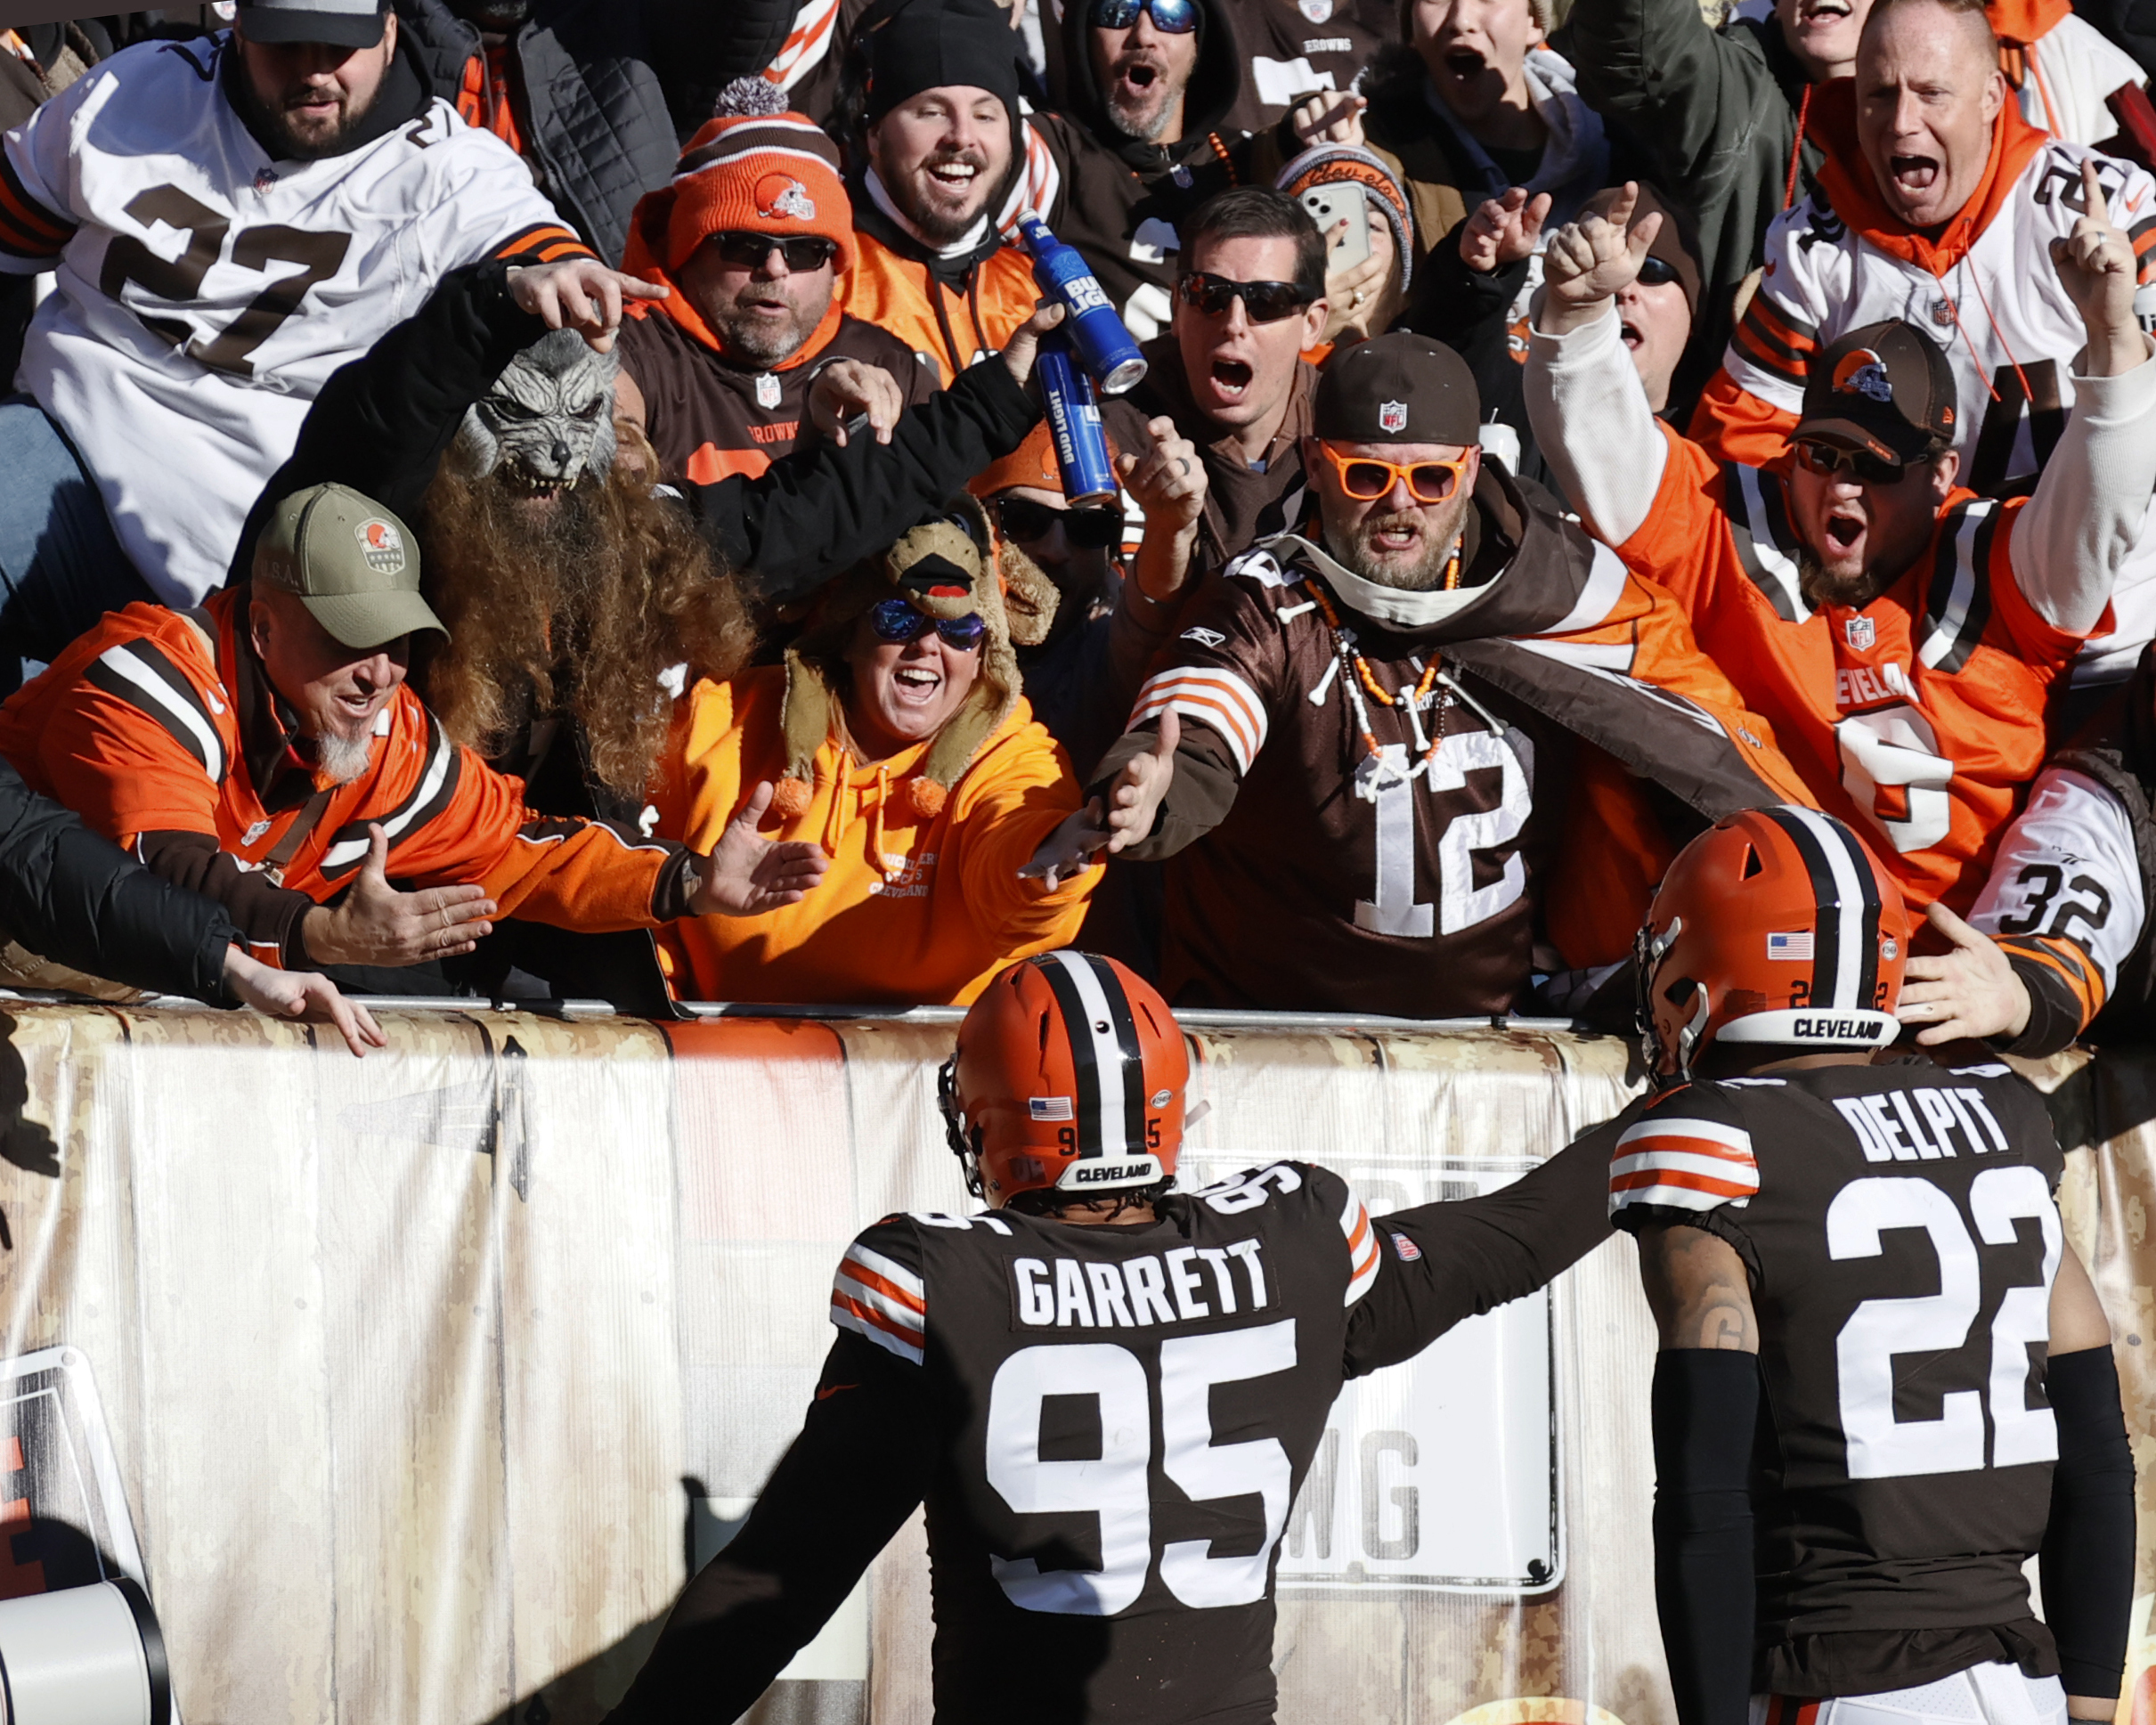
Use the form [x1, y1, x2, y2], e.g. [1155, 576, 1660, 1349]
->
[228, 263, 1042, 608]
[1032, 0, 1276, 323]
[0, 757, 240, 1005]
[395, 0, 683, 266]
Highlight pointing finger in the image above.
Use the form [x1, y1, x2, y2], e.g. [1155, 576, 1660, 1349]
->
[2082, 156, 2105, 223]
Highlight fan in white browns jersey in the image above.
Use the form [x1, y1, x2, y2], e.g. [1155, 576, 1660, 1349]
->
[0, 0, 594, 642]
[1894, 652, 2156, 1056]
[1687, 0, 2156, 692]
[600, 950, 1619, 1725]
[1608, 805, 2135, 1725]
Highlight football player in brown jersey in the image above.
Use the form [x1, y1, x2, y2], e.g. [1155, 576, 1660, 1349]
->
[601, 949, 1615, 1724]
[1607, 806, 2132, 1725]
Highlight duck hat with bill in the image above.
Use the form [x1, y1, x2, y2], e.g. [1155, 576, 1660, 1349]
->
[940, 950, 1190, 1205]
[1637, 805, 1908, 1086]
[253, 484, 447, 650]
[769, 493, 1058, 820]
[1794, 320, 1958, 467]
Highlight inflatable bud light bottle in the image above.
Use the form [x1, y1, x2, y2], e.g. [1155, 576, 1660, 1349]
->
[1036, 333, 1119, 506]
[1019, 216, 1148, 395]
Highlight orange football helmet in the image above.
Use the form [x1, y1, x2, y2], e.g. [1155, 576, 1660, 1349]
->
[940, 952, 1190, 1205]
[1638, 805, 1908, 1084]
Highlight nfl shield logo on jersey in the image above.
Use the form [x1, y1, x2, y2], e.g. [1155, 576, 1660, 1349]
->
[356, 518, 407, 575]
[755, 373, 781, 410]
[1379, 400, 1408, 434]
[1299, 0, 1334, 19]
[1844, 616, 1875, 650]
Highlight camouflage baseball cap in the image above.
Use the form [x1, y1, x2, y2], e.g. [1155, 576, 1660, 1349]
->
[253, 484, 446, 651]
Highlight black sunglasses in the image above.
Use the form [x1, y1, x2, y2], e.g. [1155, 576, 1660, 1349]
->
[869, 598, 988, 650]
[1175, 272, 1314, 323]
[707, 232, 841, 273]
[1086, 0, 1199, 30]
[1794, 437, 1910, 486]
[1636, 256, 1680, 288]
[997, 494, 1124, 549]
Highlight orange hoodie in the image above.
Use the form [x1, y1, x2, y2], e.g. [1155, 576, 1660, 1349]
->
[652, 666, 1099, 1005]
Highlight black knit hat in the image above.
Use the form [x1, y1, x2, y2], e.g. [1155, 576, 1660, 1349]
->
[1795, 321, 1958, 466]
[866, 0, 1024, 123]
[1313, 332, 1481, 446]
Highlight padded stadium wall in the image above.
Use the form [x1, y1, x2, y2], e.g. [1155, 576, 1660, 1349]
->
[0, 1001, 2144, 1725]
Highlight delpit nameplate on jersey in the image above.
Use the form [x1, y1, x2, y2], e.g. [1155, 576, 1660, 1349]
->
[1183, 1152, 1562, 1594]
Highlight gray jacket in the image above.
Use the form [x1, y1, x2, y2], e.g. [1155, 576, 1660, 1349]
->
[395, 0, 679, 264]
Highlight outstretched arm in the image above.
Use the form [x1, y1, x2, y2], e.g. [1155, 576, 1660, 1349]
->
[1344, 1127, 1615, 1375]
[605, 1331, 935, 1723]
[2014, 159, 2156, 638]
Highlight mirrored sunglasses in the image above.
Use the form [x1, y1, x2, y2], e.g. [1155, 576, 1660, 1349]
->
[997, 494, 1125, 549]
[709, 232, 842, 272]
[1174, 272, 1314, 324]
[869, 598, 988, 650]
[1086, 0, 1200, 30]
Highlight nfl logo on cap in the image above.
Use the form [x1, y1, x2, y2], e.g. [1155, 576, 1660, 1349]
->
[1379, 400, 1407, 434]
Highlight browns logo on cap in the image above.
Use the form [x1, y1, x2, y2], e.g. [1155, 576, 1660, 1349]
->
[1794, 320, 1957, 467]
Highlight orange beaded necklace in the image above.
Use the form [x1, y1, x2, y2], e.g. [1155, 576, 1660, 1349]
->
[1302, 567, 1460, 775]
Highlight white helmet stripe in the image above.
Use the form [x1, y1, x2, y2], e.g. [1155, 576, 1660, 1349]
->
[1779, 805, 1872, 1010]
[1045, 951, 1131, 1155]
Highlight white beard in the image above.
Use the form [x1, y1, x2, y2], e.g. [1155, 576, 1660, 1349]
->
[316, 731, 374, 785]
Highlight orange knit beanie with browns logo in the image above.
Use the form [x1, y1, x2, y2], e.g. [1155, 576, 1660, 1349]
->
[660, 77, 855, 274]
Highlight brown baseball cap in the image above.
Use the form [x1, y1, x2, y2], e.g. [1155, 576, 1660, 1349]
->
[1313, 332, 1480, 447]
[1794, 321, 1958, 467]
[253, 484, 446, 651]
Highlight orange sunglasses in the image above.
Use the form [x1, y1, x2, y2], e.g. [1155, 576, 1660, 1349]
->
[1316, 441, 1471, 504]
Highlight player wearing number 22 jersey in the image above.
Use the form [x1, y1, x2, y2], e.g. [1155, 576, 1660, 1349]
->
[1607, 806, 2133, 1725]
[603, 951, 1615, 1724]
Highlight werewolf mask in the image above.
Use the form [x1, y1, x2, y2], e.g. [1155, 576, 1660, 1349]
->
[453, 329, 618, 498]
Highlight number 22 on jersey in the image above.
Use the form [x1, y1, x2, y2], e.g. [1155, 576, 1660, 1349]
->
[1830, 1164, 2061, 1478]
[986, 1320, 1298, 1615]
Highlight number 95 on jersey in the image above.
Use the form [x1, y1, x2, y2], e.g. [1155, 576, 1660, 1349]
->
[1181, 1151, 1563, 1594]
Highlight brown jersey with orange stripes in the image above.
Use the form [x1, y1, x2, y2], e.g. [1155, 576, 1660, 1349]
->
[1086, 466, 1816, 1012]
[616, 303, 935, 488]
[1607, 1059, 2071, 1697]
[1607, 427, 2100, 915]
[606, 1142, 1615, 1724]
[0, 590, 696, 969]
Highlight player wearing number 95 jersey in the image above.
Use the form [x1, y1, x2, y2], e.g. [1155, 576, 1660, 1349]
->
[1607, 806, 2134, 1725]
[602, 950, 1617, 1724]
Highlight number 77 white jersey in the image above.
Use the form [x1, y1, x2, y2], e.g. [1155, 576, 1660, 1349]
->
[0, 34, 590, 606]
[1606, 1059, 2071, 1696]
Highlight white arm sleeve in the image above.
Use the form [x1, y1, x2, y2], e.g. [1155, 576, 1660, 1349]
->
[1524, 303, 1669, 548]
[1967, 766, 2144, 993]
[2009, 341, 2156, 634]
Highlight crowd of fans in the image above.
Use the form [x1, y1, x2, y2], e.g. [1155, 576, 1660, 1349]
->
[0, 0, 2152, 1052]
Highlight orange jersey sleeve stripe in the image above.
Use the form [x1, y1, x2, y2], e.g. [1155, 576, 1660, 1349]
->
[0, 157, 72, 258]
[1609, 1166, 1757, 1197]
[830, 1291, 924, 1350]
[840, 1263, 927, 1319]
[1997, 933, 2107, 1029]
[492, 222, 594, 264]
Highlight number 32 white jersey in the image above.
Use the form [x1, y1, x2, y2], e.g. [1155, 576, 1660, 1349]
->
[0, 36, 590, 606]
[1607, 1061, 2070, 1696]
